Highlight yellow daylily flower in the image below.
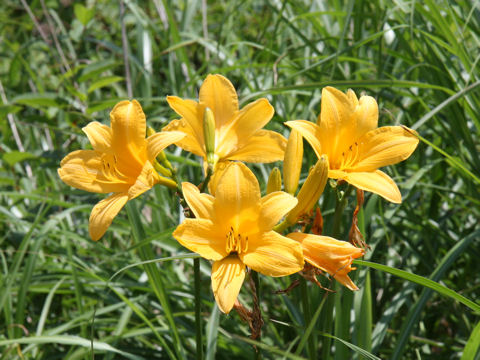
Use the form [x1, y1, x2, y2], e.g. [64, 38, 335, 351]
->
[287, 232, 364, 290]
[58, 100, 185, 241]
[286, 87, 419, 203]
[164, 74, 287, 172]
[173, 162, 304, 314]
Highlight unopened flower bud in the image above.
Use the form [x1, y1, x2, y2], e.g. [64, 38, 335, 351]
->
[286, 155, 328, 224]
[203, 107, 216, 166]
[283, 129, 303, 195]
[266, 167, 282, 194]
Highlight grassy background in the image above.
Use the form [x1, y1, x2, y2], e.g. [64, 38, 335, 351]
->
[1, 0, 479, 359]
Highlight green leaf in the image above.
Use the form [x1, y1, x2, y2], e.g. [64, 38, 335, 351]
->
[354, 260, 480, 313]
[74, 4, 94, 26]
[0, 105, 22, 119]
[87, 76, 124, 93]
[77, 59, 117, 82]
[12, 93, 63, 108]
[0, 335, 143, 360]
[461, 321, 480, 360]
[3, 151, 37, 166]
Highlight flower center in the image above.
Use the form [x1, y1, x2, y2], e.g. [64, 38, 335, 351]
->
[338, 141, 360, 170]
[225, 226, 248, 255]
[101, 154, 132, 183]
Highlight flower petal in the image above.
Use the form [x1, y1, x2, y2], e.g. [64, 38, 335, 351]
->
[287, 232, 364, 291]
[352, 95, 378, 140]
[147, 131, 185, 161]
[110, 100, 148, 165]
[82, 122, 112, 152]
[163, 119, 205, 157]
[285, 120, 322, 159]
[213, 162, 261, 234]
[89, 193, 129, 241]
[259, 192, 297, 231]
[173, 218, 228, 260]
[166, 96, 204, 146]
[216, 98, 274, 158]
[58, 150, 130, 193]
[211, 256, 245, 314]
[182, 182, 215, 219]
[127, 161, 160, 200]
[318, 87, 356, 160]
[226, 129, 287, 163]
[352, 126, 419, 172]
[199, 74, 238, 127]
[207, 160, 229, 196]
[344, 170, 402, 203]
[241, 231, 304, 277]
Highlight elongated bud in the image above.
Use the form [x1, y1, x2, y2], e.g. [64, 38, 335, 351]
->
[203, 107, 216, 166]
[283, 129, 303, 195]
[153, 159, 173, 178]
[148, 126, 174, 171]
[146, 126, 156, 138]
[286, 155, 328, 224]
[266, 167, 282, 194]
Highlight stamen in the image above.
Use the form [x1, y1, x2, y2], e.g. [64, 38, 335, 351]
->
[225, 226, 248, 255]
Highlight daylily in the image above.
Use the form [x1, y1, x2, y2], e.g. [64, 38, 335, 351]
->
[164, 74, 287, 173]
[286, 87, 419, 203]
[287, 232, 364, 290]
[173, 162, 304, 314]
[58, 100, 185, 241]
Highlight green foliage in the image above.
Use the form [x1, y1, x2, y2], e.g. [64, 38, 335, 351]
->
[0, 0, 479, 359]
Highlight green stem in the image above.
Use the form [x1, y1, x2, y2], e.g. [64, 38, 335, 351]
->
[300, 278, 316, 360]
[322, 185, 352, 360]
[126, 201, 184, 360]
[252, 271, 261, 360]
[194, 258, 203, 360]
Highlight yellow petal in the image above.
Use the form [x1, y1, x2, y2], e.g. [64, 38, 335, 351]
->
[127, 161, 160, 200]
[216, 98, 274, 158]
[182, 182, 215, 219]
[344, 170, 402, 203]
[58, 150, 130, 193]
[346, 89, 359, 107]
[283, 129, 304, 194]
[207, 160, 229, 196]
[226, 129, 287, 163]
[286, 156, 328, 224]
[146, 131, 185, 161]
[173, 218, 229, 260]
[285, 120, 322, 159]
[82, 122, 112, 152]
[166, 96, 204, 147]
[241, 231, 304, 277]
[213, 162, 261, 234]
[352, 126, 419, 172]
[163, 119, 205, 157]
[89, 193, 129, 241]
[211, 256, 245, 314]
[318, 87, 356, 160]
[259, 191, 297, 231]
[110, 100, 148, 165]
[287, 232, 364, 291]
[352, 95, 378, 140]
[199, 74, 238, 127]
